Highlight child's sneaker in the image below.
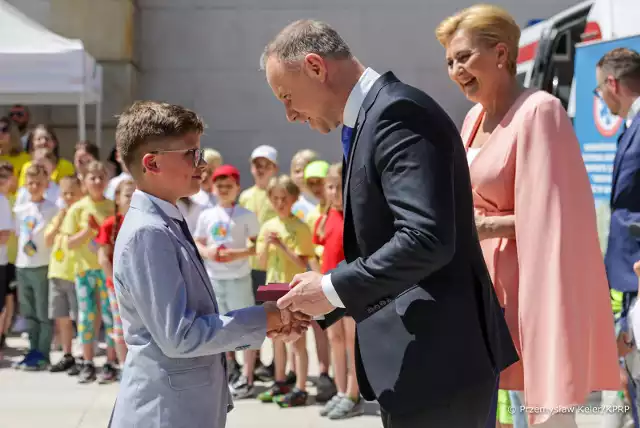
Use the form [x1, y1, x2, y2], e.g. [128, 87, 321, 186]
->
[12, 350, 36, 369]
[319, 393, 343, 416]
[274, 387, 308, 408]
[257, 382, 290, 403]
[50, 354, 75, 373]
[23, 351, 48, 371]
[78, 361, 97, 384]
[231, 375, 256, 399]
[327, 396, 365, 420]
[67, 357, 84, 376]
[97, 362, 118, 384]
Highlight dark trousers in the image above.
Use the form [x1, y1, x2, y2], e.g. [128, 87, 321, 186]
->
[381, 377, 496, 428]
[16, 266, 52, 359]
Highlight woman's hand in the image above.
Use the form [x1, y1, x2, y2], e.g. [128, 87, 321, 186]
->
[474, 211, 516, 241]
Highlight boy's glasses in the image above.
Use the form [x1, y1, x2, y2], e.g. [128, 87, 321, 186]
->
[149, 148, 205, 168]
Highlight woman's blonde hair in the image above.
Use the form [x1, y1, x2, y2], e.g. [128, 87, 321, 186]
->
[291, 149, 318, 171]
[435, 4, 520, 75]
[0, 117, 23, 156]
[267, 174, 301, 200]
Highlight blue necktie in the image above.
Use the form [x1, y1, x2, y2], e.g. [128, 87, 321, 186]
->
[341, 125, 354, 160]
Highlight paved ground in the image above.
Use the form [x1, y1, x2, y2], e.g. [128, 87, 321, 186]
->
[0, 333, 620, 428]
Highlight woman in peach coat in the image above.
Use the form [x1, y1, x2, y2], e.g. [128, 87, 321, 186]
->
[436, 5, 620, 427]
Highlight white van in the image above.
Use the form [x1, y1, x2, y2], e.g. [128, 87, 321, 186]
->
[517, 0, 639, 116]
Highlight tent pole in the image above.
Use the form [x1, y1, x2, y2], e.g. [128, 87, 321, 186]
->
[77, 95, 86, 142]
[96, 100, 102, 148]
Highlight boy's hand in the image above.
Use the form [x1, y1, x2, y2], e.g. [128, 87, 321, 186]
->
[216, 247, 237, 263]
[266, 232, 283, 247]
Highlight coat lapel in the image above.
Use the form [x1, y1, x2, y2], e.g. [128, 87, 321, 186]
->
[343, 71, 398, 212]
[611, 114, 640, 204]
[131, 192, 218, 309]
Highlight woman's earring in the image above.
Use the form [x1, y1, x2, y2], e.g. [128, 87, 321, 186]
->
[498, 64, 503, 69]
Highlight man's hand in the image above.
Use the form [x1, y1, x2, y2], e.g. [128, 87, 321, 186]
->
[277, 271, 336, 317]
[263, 301, 310, 343]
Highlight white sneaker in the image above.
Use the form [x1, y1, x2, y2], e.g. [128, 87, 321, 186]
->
[327, 396, 365, 420]
[319, 393, 343, 417]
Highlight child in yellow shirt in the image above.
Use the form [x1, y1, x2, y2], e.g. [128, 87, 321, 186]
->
[256, 175, 315, 407]
[61, 161, 116, 383]
[45, 175, 83, 373]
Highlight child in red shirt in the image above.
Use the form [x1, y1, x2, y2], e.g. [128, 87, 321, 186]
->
[313, 163, 363, 420]
[96, 179, 135, 370]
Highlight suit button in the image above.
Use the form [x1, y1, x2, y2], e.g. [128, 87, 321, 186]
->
[379, 300, 387, 306]
[367, 307, 374, 314]
[373, 304, 380, 311]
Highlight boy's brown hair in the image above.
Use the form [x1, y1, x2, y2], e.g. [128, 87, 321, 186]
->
[115, 101, 205, 176]
[25, 163, 48, 179]
[267, 174, 300, 200]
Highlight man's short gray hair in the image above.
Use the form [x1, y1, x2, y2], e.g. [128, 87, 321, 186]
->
[597, 48, 640, 93]
[260, 20, 352, 70]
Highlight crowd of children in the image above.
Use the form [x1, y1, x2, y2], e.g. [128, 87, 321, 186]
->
[0, 121, 364, 419]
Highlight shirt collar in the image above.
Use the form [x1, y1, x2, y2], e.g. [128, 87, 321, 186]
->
[627, 96, 640, 127]
[342, 67, 381, 128]
[134, 189, 183, 221]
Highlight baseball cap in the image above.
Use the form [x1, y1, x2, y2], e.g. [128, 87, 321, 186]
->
[304, 160, 330, 180]
[250, 145, 278, 165]
[212, 164, 240, 184]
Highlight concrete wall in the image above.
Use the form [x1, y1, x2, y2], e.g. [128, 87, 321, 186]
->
[136, 0, 584, 187]
[6, 0, 583, 185]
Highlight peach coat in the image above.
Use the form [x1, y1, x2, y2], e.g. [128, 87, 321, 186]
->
[461, 89, 619, 425]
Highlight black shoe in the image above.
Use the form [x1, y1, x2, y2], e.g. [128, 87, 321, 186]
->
[228, 359, 242, 384]
[78, 361, 96, 384]
[254, 362, 274, 382]
[50, 354, 75, 373]
[315, 372, 337, 403]
[67, 357, 84, 376]
[285, 371, 297, 386]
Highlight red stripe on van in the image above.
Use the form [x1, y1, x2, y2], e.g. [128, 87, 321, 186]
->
[517, 41, 538, 64]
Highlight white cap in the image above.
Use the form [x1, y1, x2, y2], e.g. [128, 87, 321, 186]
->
[250, 145, 278, 165]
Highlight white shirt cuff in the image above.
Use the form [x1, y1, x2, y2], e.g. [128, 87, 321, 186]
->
[321, 274, 345, 308]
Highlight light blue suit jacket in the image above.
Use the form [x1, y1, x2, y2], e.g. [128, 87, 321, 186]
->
[109, 191, 266, 428]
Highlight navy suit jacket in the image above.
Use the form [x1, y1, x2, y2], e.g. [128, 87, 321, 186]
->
[606, 112, 640, 292]
[319, 72, 518, 416]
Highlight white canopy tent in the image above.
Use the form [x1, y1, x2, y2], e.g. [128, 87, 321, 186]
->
[0, 0, 103, 146]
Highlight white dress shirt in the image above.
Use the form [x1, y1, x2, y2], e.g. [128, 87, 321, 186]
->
[321, 67, 382, 309]
[627, 96, 640, 128]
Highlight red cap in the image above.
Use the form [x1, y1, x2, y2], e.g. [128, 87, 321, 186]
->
[212, 164, 240, 184]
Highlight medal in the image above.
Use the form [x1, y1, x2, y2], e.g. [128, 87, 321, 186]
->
[23, 240, 37, 256]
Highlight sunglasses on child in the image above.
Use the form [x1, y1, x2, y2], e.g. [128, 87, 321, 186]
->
[149, 148, 205, 168]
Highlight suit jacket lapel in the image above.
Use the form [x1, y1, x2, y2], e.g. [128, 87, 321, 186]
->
[611, 116, 640, 204]
[343, 71, 398, 212]
[133, 193, 218, 309]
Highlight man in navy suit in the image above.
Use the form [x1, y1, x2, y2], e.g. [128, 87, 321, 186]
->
[263, 20, 518, 427]
[597, 47, 640, 420]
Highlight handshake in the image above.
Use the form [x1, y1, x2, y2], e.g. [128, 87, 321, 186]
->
[262, 301, 311, 343]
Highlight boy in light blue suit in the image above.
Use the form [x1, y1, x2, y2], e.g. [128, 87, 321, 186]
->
[109, 101, 308, 428]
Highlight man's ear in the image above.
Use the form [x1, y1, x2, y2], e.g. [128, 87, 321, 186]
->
[141, 153, 158, 174]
